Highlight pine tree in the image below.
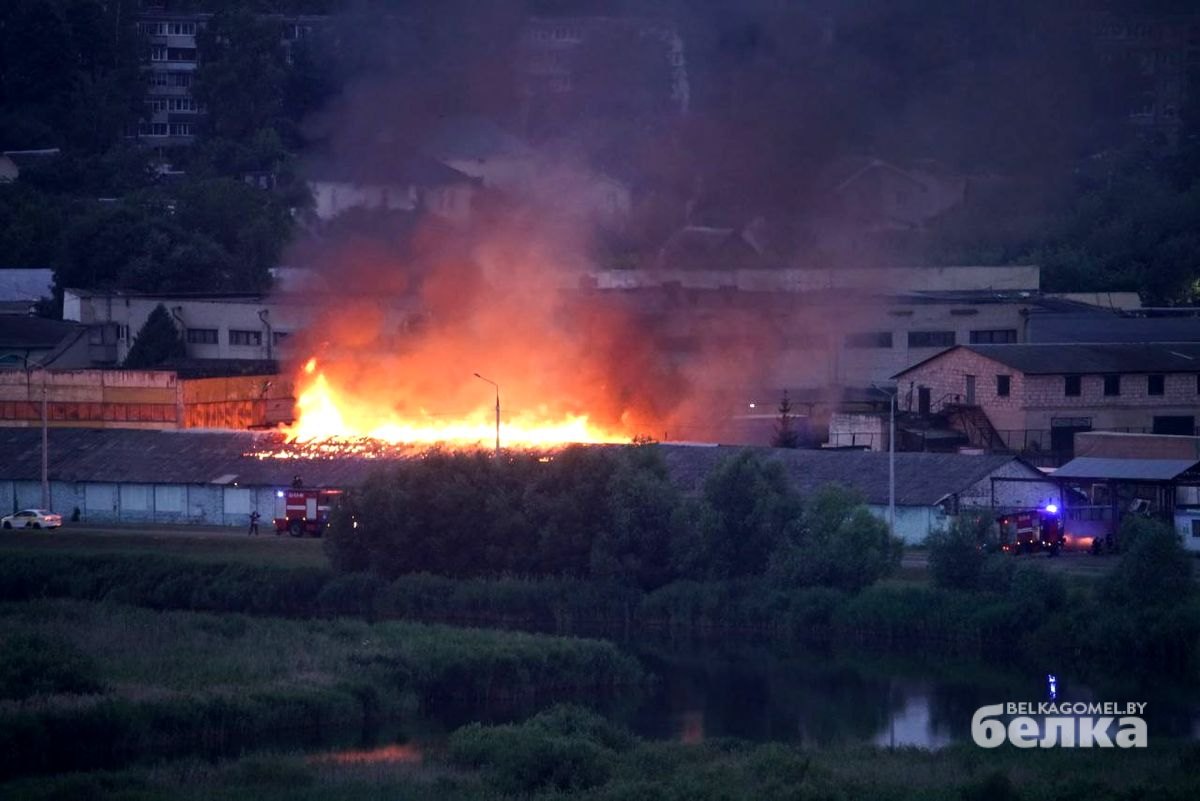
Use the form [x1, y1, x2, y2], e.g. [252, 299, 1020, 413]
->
[123, 304, 186, 368]
[772, 390, 801, 448]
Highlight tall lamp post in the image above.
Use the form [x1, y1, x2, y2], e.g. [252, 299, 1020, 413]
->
[473, 373, 500, 455]
[872, 382, 897, 539]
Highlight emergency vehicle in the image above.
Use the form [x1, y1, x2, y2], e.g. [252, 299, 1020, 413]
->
[273, 487, 342, 537]
[996, 506, 1065, 555]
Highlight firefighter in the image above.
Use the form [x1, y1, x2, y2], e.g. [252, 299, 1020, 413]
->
[248, 510, 261, 536]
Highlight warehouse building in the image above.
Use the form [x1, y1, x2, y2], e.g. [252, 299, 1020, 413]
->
[0, 428, 1055, 542]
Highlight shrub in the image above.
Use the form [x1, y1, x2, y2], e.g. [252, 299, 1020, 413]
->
[926, 510, 992, 590]
[768, 483, 902, 592]
[1104, 521, 1193, 608]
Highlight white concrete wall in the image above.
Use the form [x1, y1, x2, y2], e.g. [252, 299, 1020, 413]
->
[866, 504, 943, 544]
[959, 461, 1059, 510]
[1177, 510, 1200, 552]
[63, 292, 309, 363]
[5, 481, 282, 527]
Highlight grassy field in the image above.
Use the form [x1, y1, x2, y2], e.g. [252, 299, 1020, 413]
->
[3, 705, 1197, 801]
[0, 524, 329, 568]
[0, 599, 643, 780]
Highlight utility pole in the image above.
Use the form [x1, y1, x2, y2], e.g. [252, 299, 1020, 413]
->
[872, 382, 897, 539]
[473, 373, 500, 455]
[40, 371, 48, 509]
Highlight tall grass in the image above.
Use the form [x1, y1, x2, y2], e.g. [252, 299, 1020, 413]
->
[4, 706, 1198, 801]
[0, 600, 643, 780]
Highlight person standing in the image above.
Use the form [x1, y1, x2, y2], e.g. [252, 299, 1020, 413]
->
[248, 510, 260, 536]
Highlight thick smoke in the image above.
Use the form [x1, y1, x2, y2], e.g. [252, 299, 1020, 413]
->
[277, 0, 1123, 442]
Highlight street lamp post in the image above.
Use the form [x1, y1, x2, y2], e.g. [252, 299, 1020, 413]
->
[872, 383, 897, 539]
[473, 373, 500, 455]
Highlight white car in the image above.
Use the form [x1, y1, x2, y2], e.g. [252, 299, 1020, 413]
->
[2, 509, 63, 529]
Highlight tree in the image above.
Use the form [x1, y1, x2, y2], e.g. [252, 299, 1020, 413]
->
[771, 390, 801, 448]
[123, 304, 186, 368]
[768, 483, 902, 592]
[925, 509, 992, 591]
[193, 11, 289, 144]
[692, 450, 803, 579]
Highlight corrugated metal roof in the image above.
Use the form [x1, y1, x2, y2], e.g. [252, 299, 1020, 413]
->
[1051, 457, 1200, 481]
[0, 428, 1047, 507]
[658, 445, 1040, 506]
[896, 343, 1200, 377]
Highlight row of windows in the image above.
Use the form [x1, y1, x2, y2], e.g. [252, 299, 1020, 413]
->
[186, 328, 289, 347]
[149, 71, 193, 88]
[139, 21, 198, 36]
[150, 46, 197, 63]
[145, 98, 199, 113]
[138, 122, 195, 137]
[1063, 374, 1199, 397]
[845, 329, 1018, 349]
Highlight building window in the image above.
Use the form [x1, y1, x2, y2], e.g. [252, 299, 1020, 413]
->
[996, 375, 1011, 397]
[1104, 375, 1121, 396]
[169, 123, 194, 136]
[168, 98, 197, 112]
[149, 72, 170, 87]
[908, 331, 955, 348]
[1065, 375, 1082, 397]
[1148, 374, 1165, 396]
[171, 72, 192, 88]
[970, 329, 1018, 344]
[229, 329, 262, 347]
[186, 328, 218, 345]
[166, 47, 197, 62]
[845, 331, 893, 349]
[272, 331, 289, 345]
[150, 45, 167, 61]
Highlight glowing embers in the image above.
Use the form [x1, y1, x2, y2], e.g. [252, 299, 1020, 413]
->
[279, 358, 631, 450]
[309, 743, 423, 765]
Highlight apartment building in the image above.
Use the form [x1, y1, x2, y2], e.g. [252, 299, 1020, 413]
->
[134, 9, 326, 149]
[136, 10, 206, 147]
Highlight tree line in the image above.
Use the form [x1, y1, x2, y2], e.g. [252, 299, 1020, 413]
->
[325, 445, 904, 593]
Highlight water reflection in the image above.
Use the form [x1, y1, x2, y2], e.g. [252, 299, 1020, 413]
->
[621, 644, 1200, 749]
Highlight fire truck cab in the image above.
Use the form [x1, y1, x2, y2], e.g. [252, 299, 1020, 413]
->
[996, 506, 1065, 555]
[273, 488, 342, 537]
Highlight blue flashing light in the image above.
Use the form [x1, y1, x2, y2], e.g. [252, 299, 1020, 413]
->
[276, 490, 285, 498]
[1047, 673, 1058, 700]
[1044, 504, 1058, 515]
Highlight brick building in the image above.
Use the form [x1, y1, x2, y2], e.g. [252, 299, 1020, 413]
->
[892, 343, 1200, 462]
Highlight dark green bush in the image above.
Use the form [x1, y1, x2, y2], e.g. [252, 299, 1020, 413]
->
[926, 510, 992, 590]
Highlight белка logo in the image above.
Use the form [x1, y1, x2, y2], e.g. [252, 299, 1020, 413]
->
[971, 702, 1147, 748]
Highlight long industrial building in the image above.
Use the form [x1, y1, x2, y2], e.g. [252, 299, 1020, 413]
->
[0, 427, 1056, 542]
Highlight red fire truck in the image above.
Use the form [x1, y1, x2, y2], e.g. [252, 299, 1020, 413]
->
[273, 487, 342, 537]
[996, 506, 1065, 555]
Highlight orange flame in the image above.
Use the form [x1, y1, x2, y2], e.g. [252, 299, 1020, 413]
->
[282, 359, 631, 448]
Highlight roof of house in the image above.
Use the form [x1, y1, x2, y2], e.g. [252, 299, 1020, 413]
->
[0, 316, 86, 351]
[895, 343, 1200, 378]
[1051, 457, 1200, 482]
[0, 428, 1047, 505]
[658, 446, 1043, 506]
[305, 154, 476, 187]
[1029, 313, 1200, 344]
[423, 115, 532, 162]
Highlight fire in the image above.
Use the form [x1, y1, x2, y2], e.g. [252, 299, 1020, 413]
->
[281, 359, 631, 448]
